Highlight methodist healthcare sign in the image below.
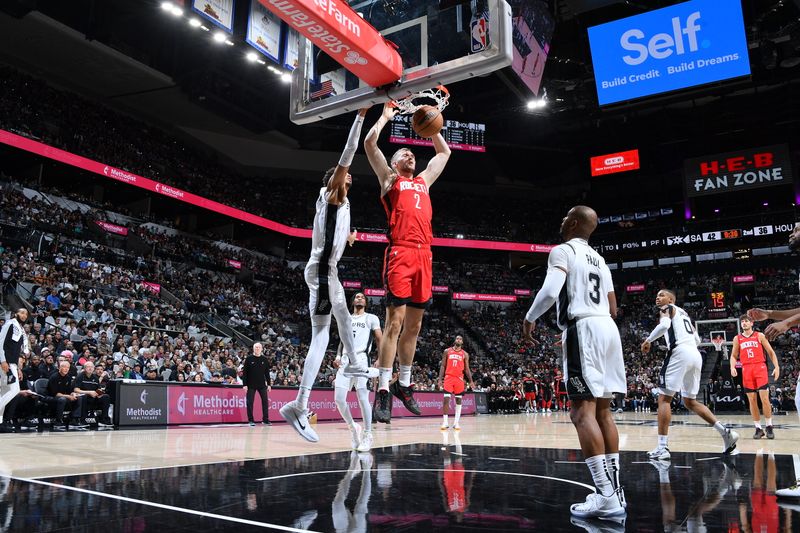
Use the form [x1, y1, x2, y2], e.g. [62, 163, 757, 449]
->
[588, 0, 750, 105]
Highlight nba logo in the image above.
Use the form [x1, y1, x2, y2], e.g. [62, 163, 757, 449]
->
[470, 17, 488, 53]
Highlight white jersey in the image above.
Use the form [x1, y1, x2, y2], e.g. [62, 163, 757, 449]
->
[349, 312, 380, 355]
[308, 187, 351, 267]
[549, 238, 614, 330]
[660, 304, 699, 351]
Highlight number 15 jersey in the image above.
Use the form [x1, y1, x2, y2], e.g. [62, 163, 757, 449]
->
[549, 238, 614, 331]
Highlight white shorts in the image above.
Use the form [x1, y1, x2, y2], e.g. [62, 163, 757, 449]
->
[562, 316, 625, 400]
[305, 262, 345, 327]
[657, 344, 702, 399]
[334, 352, 370, 390]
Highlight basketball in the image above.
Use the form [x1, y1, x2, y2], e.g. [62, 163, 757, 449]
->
[412, 105, 444, 138]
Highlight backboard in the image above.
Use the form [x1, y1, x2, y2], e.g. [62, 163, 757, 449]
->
[290, 0, 513, 124]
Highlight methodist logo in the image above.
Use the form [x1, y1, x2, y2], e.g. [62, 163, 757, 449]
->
[588, 0, 750, 106]
[177, 392, 187, 416]
[140, 389, 148, 404]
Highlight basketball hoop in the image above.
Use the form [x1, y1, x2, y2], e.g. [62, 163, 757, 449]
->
[711, 337, 725, 353]
[389, 85, 450, 114]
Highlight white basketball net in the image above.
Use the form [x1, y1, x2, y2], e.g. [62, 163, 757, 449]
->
[711, 337, 725, 352]
[390, 85, 450, 114]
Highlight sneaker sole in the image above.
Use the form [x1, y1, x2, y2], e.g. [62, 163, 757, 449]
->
[569, 506, 626, 519]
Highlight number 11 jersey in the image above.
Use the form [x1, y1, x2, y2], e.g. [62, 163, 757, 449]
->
[549, 238, 614, 331]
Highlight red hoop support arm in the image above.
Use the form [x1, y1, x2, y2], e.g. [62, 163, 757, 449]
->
[258, 0, 403, 87]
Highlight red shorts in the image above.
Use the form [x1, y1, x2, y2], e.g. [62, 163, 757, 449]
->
[742, 363, 769, 392]
[443, 375, 465, 396]
[383, 243, 432, 308]
[524, 392, 536, 401]
[750, 489, 778, 533]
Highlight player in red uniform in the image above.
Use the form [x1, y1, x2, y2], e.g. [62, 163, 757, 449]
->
[730, 315, 780, 439]
[364, 103, 452, 424]
[554, 369, 569, 412]
[437, 335, 475, 430]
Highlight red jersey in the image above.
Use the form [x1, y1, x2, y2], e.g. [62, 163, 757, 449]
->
[381, 175, 433, 246]
[443, 463, 467, 513]
[444, 347, 466, 378]
[736, 332, 766, 366]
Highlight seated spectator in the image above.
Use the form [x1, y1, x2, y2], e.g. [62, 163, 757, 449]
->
[45, 361, 83, 428]
[73, 361, 112, 426]
[0, 366, 38, 432]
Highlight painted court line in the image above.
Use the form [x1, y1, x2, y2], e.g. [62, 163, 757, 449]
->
[554, 461, 584, 464]
[9, 476, 315, 532]
[488, 457, 520, 462]
[794, 454, 799, 480]
[257, 468, 595, 491]
[695, 457, 722, 462]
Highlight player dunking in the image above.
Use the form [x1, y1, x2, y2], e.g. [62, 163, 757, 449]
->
[364, 103, 451, 423]
[280, 109, 377, 443]
[641, 289, 738, 460]
[730, 315, 780, 439]
[438, 335, 475, 430]
[334, 293, 382, 452]
[522, 206, 626, 519]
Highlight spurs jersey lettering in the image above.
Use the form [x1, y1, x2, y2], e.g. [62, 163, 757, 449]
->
[381, 176, 432, 245]
[552, 238, 614, 330]
[308, 188, 350, 267]
[660, 305, 698, 351]
[736, 332, 766, 365]
[350, 312, 380, 355]
[444, 347, 465, 378]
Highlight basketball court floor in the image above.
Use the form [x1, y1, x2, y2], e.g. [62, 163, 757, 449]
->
[1, 412, 798, 531]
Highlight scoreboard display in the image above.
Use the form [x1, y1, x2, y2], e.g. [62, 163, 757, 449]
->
[389, 115, 486, 152]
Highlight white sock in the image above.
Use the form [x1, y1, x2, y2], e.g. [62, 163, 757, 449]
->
[658, 468, 670, 485]
[765, 418, 772, 427]
[586, 455, 613, 497]
[713, 421, 727, 436]
[454, 404, 462, 426]
[399, 365, 412, 387]
[605, 453, 620, 491]
[298, 386, 311, 411]
[658, 435, 668, 448]
[755, 421, 762, 429]
[378, 367, 392, 391]
[442, 414, 449, 427]
[356, 387, 372, 428]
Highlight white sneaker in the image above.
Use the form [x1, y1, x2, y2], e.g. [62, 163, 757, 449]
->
[722, 428, 739, 455]
[440, 424, 449, 430]
[358, 451, 373, 470]
[570, 491, 626, 518]
[581, 488, 627, 510]
[357, 431, 373, 453]
[648, 446, 671, 460]
[776, 481, 800, 498]
[453, 423, 461, 431]
[341, 360, 379, 379]
[279, 401, 319, 443]
[570, 515, 626, 533]
[350, 422, 362, 450]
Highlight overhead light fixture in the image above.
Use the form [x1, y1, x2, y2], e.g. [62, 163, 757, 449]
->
[161, 2, 174, 11]
[246, 51, 258, 62]
[170, 6, 183, 16]
[200, 25, 210, 31]
[280, 73, 292, 83]
[526, 99, 546, 110]
[213, 32, 226, 43]
[224, 39, 234, 46]
[189, 18, 202, 28]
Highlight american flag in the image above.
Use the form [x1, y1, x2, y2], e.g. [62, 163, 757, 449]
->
[310, 79, 334, 99]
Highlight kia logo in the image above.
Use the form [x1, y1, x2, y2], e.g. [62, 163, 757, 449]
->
[604, 156, 625, 165]
[140, 389, 148, 404]
[178, 392, 187, 416]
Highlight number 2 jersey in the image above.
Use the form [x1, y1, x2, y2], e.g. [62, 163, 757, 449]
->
[380, 175, 433, 246]
[549, 238, 614, 331]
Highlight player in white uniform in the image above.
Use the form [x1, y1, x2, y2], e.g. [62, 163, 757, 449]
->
[334, 292, 382, 452]
[747, 221, 800, 499]
[522, 206, 626, 519]
[641, 290, 738, 460]
[280, 109, 378, 443]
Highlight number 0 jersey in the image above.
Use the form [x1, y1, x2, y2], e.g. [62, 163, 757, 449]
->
[549, 238, 614, 330]
[659, 304, 699, 351]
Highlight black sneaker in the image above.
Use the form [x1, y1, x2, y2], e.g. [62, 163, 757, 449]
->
[374, 389, 392, 423]
[249, 421, 256, 427]
[766, 425, 775, 439]
[262, 421, 272, 426]
[753, 427, 765, 439]
[390, 381, 421, 415]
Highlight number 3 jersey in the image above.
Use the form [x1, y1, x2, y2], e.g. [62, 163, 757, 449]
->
[549, 238, 614, 331]
[381, 175, 433, 246]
